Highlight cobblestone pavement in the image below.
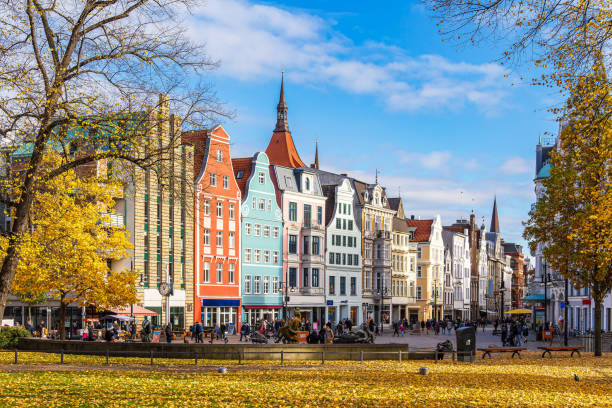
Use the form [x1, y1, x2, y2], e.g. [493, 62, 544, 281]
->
[199, 326, 584, 350]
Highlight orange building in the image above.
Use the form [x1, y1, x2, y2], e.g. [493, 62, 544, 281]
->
[184, 125, 241, 331]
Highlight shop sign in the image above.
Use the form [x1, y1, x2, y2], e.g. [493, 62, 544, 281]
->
[582, 299, 591, 305]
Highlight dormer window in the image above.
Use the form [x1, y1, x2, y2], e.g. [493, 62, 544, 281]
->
[236, 170, 244, 179]
[382, 196, 387, 206]
[305, 177, 310, 191]
[374, 192, 380, 205]
[363, 191, 369, 201]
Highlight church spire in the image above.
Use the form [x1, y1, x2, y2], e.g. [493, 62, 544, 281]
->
[311, 139, 319, 169]
[265, 72, 305, 168]
[275, 71, 289, 132]
[490, 196, 500, 233]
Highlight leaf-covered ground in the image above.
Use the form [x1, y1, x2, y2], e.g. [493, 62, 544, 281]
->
[0, 352, 610, 407]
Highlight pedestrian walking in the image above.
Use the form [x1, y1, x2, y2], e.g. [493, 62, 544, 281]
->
[165, 322, 173, 343]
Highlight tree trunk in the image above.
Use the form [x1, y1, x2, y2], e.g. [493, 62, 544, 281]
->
[594, 298, 602, 357]
[59, 296, 67, 341]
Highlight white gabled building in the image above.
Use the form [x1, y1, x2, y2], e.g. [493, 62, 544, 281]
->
[322, 178, 362, 325]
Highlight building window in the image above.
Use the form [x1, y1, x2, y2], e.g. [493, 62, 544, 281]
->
[258, 172, 265, 184]
[273, 227, 280, 238]
[317, 206, 322, 225]
[228, 232, 235, 249]
[329, 252, 334, 264]
[216, 149, 223, 162]
[245, 223, 251, 235]
[417, 266, 422, 278]
[303, 204, 312, 228]
[210, 173, 216, 187]
[258, 199, 265, 210]
[329, 276, 335, 295]
[342, 253, 346, 265]
[416, 286, 422, 300]
[365, 245, 371, 260]
[289, 267, 297, 288]
[348, 220, 353, 230]
[289, 202, 297, 221]
[223, 175, 229, 189]
[305, 177, 310, 191]
[229, 203, 235, 219]
[203, 229, 210, 245]
[289, 235, 297, 254]
[312, 268, 319, 287]
[216, 262, 223, 283]
[216, 231, 223, 247]
[336, 219, 341, 229]
[263, 250, 270, 263]
[263, 225, 270, 237]
[254, 224, 261, 236]
[340, 277, 346, 295]
[252, 197, 256, 209]
[417, 247, 422, 259]
[343, 236, 347, 247]
[267, 199, 272, 212]
[335, 253, 341, 265]
[273, 277, 279, 294]
[312, 236, 320, 255]
[203, 262, 210, 283]
[244, 275, 251, 294]
[244, 248, 252, 262]
[254, 276, 261, 294]
[216, 202, 223, 217]
[236, 170, 244, 179]
[263, 276, 270, 294]
[350, 277, 356, 296]
[203, 199, 210, 216]
[229, 263, 235, 284]
[303, 268, 309, 287]
[273, 251, 279, 264]
[254, 249, 261, 263]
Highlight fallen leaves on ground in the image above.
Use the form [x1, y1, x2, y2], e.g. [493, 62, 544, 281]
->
[0, 352, 610, 407]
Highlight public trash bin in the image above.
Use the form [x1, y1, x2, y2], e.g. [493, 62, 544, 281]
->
[456, 326, 476, 362]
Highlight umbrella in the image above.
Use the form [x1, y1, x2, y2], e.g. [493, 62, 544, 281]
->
[505, 308, 533, 314]
[99, 315, 134, 322]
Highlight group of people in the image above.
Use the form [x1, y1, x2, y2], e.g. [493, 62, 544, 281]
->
[189, 321, 228, 343]
[498, 319, 528, 346]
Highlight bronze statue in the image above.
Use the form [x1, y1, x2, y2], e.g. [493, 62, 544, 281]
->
[140, 319, 153, 343]
[275, 312, 301, 344]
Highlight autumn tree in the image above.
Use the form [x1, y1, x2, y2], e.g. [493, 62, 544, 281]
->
[3, 155, 136, 340]
[0, 0, 224, 320]
[524, 58, 612, 356]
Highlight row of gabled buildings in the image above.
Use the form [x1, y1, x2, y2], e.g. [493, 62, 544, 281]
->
[1, 78, 529, 333]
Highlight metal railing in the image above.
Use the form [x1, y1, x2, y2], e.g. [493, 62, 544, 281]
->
[1, 347, 473, 366]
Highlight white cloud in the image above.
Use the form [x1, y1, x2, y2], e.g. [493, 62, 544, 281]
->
[186, 0, 510, 113]
[499, 157, 531, 175]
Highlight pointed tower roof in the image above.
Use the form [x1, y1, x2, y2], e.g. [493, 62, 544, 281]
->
[266, 72, 305, 168]
[490, 196, 500, 233]
[311, 139, 319, 169]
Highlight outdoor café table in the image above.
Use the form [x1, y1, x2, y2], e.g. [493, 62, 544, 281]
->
[477, 347, 527, 359]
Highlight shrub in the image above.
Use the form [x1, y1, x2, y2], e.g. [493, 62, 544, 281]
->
[0, 326, 31, 349]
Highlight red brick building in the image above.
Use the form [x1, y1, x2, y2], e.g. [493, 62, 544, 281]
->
[502, 242, 526, 309]
[184, 125, 241, 330]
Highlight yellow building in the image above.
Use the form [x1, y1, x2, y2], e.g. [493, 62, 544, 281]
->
[406, 215, 444, 322]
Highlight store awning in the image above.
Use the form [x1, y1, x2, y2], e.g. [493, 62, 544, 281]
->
[505, 308, 533, 314]
[109, 304, 158, 316]
[243, 306, 283, 309]
[521, 294, 546, 301]
[201, 299, 240, 307]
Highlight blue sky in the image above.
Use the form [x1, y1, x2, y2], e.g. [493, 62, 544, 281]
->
[185, 0, 562, 256]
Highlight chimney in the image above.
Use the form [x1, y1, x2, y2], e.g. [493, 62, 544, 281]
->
[341, 173, 348, 176]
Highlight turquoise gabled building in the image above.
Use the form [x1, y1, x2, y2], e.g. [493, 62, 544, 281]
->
[233, 152, 284, 326]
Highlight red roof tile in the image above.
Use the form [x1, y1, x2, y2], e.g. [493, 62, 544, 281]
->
[232, 157, 253, 197]
[405, 219, 433, 242]
[265, 130, 305, 168]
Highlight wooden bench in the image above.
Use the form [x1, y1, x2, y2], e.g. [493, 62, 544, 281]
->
[477, 347, 527, 359]
[538, 346, 583, 358]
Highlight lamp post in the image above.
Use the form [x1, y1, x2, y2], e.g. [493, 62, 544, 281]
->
[541, 260, 549, 330]
[499, 280, 506, 320]
[564, 277, 569, 346]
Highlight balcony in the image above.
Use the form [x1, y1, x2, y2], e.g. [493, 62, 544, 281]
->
[302, 254, 324, 264]
[376, 230, 390, 240]
[374, 258, 391, 268]
[299, 287, 324, 295]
